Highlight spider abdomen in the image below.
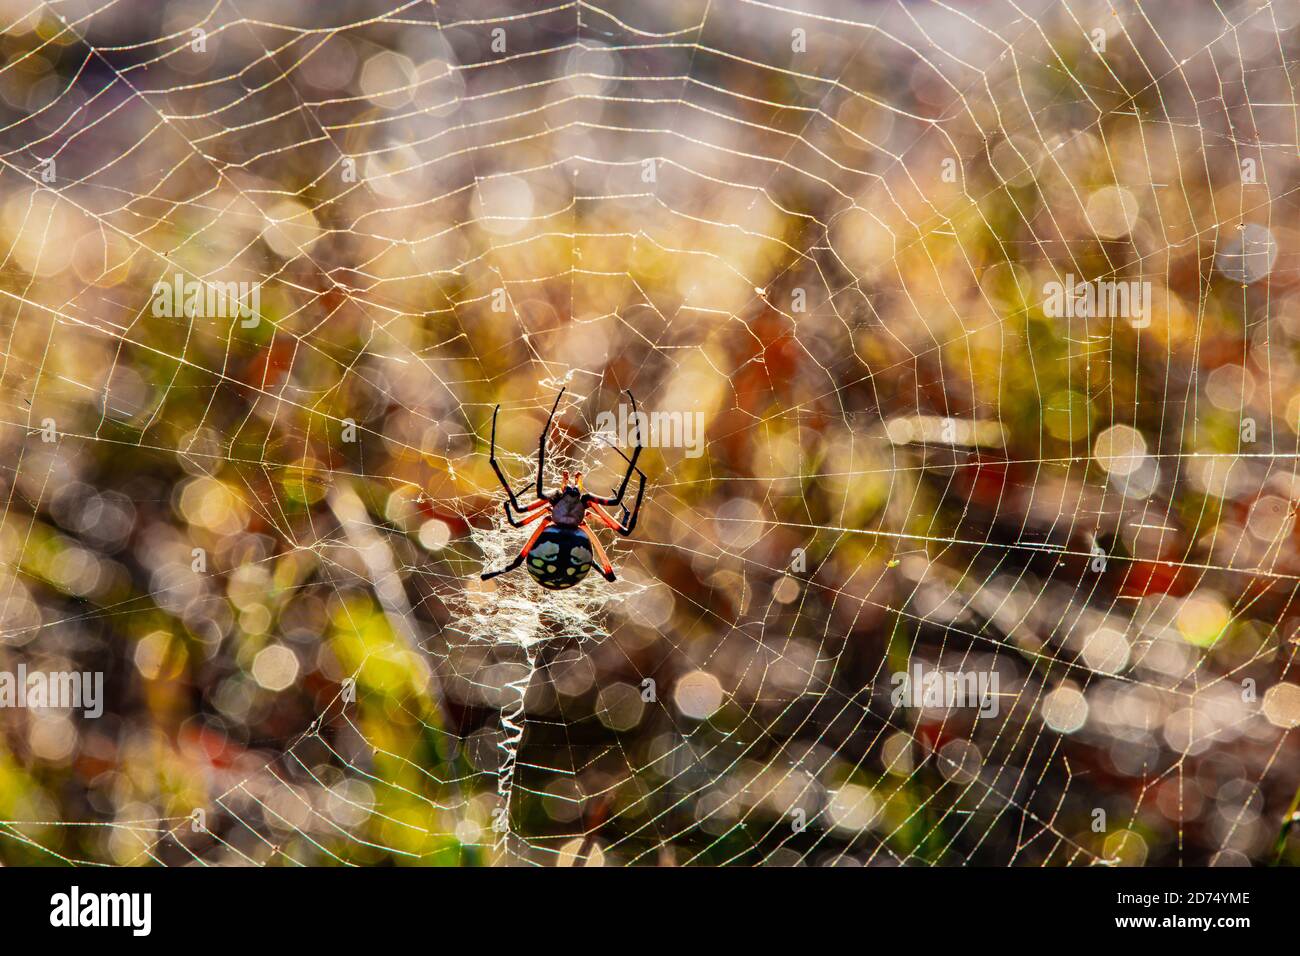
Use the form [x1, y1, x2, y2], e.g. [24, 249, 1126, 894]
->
[525, 525, 594, 590]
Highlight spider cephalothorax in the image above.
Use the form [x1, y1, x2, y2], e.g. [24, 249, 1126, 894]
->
[480, 388, 646, 589]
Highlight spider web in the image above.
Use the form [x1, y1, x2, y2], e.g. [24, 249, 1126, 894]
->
[1, 0, 1299, 867]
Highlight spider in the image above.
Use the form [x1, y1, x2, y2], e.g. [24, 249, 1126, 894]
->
[480, 387, 646, 589]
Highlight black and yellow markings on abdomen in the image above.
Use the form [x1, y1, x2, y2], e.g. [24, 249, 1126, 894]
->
[526, 528, 594, 589]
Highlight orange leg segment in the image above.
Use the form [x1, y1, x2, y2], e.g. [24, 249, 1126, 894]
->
[517, 505, 549, 524]
[580, 521, 616, 581]
[588, 502, 624, 532]
[482, 517, 552, 580]
[520, 517, 552, 549]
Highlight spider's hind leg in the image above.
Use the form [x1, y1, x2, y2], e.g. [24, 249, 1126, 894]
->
[580, 523, 617, 582]
[482, 517, 551, 581]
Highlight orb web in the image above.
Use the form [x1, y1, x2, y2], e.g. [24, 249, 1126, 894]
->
[0, 0, 1298, 867]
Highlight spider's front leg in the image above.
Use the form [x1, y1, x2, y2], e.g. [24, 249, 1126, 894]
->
[589, 390, 644, 511]
[488, 403, 549, 514]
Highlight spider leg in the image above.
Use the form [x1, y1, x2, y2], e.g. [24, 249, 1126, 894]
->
[590, 482, 643, 536]
[588, 503, 622, 532]
[617, 466, 645, 533]
[482, 517, 552, 580]
[489, 404, 546, 512]
[588, 390, 644, 509]
[580, 522, 617, 582]
[503, 495, 548, 524]
[536, 388, 566, 500]
[501, 501, 550, 529]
